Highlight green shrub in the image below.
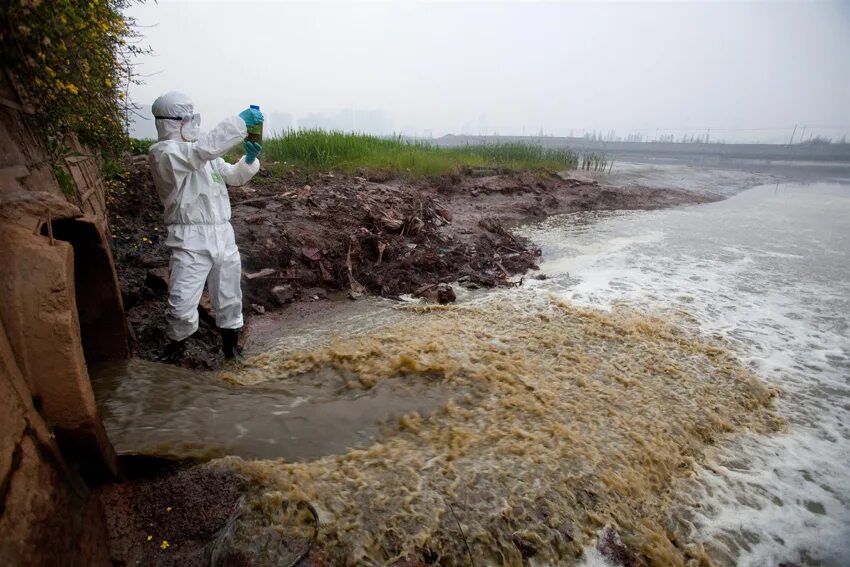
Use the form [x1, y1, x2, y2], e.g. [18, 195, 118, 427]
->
[130, 137, 155, 155]
[0, 0, 146, 158]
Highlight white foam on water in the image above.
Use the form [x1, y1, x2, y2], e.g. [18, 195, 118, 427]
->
[518, 181, 850, 566]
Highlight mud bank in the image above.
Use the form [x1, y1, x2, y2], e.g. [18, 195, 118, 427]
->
[109, 160, 713, 368]
[95, 459, 246, 567]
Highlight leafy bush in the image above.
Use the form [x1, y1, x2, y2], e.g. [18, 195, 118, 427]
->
[0, 0, 146, 157]
[130, 137, 155, 155]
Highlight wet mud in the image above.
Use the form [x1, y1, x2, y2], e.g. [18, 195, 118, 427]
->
[108, 159, 713, 369]
[96, 462, 245, 567]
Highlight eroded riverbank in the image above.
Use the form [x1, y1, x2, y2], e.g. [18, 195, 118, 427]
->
[108, 161, 725, 368]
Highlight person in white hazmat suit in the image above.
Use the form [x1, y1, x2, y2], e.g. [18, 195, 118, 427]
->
[148, 91, 263, 362]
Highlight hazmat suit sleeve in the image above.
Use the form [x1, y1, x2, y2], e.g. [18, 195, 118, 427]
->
[152, 116, 248, 180]
[214, 156, 260, 187]
[194, 116, 249, 163]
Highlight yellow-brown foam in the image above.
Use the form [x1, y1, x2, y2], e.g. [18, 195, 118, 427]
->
[218, 295, 782, 565]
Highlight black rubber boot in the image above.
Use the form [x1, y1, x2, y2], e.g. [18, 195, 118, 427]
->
[156, 339, 186, 364]
[221, 328, 244, 361]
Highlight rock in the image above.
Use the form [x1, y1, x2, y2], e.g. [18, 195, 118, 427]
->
[140, 254, 165, 268]
[433, 203, 453, 222]
[250, 303, 265, 315]
[245, 267, 276, 280]
[379, 214, 404, 232]
[348, 290, 363, 300]
[414, 283, 456, 304]
[596, 526, 637, 567]
[144, 267, 170, 292]
[304, 287, 328, 300]
[270, 284, 295, 306]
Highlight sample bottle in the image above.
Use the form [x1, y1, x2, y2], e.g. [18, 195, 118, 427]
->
[246, 104, 263, 143]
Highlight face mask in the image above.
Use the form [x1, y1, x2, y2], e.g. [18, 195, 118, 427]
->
[179, 113, 201, 142]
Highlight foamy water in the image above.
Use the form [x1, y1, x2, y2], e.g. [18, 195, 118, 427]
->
[518, 181, 850, 566]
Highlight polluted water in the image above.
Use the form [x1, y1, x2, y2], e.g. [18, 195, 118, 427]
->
[92, 178, 849, 566]
[217, 295, 781, 565]
[518, 180, 850, 566]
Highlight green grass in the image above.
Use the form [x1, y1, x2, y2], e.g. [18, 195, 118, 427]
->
[245, 129, 581, 179]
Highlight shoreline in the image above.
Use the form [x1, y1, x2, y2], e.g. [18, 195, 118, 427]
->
[110, 161, 727, 369]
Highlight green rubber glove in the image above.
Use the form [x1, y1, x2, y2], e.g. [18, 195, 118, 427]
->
[243, 140, 262, 164]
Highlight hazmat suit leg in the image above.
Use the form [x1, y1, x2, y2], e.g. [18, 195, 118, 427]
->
[166, 248, 213, 341]
[206, 226, 244, 331]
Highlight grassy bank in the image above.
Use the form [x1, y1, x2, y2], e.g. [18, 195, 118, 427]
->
[252, 129, 581, 178]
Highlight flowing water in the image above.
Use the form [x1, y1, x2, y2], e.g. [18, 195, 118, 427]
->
[92, 360, 449, 461]
[517, 181, 850, 566]
[93, 179, 849, 566]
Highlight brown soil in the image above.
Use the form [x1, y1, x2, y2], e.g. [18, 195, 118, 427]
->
[95, 460, 245, 566]
[108, 159, 713, 369]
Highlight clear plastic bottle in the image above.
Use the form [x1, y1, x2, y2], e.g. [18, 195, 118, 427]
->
[246, 104, 263, 143]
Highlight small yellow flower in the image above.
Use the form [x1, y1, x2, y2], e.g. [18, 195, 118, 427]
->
[146, 535, 153, 541]
[160, 540, 170, 550]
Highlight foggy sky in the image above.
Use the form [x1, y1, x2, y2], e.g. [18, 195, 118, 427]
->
[126, 0, 850, 143]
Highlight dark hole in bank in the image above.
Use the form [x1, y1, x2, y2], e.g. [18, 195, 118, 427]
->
[42, 218, 130, 364]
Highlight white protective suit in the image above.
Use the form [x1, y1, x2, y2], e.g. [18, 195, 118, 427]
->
[148, 91, 260, 341]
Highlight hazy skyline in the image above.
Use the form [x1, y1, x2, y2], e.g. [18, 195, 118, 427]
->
[127, 0, 850, 143]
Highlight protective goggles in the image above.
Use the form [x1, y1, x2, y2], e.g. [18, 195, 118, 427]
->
[154, 113, 200, 126]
